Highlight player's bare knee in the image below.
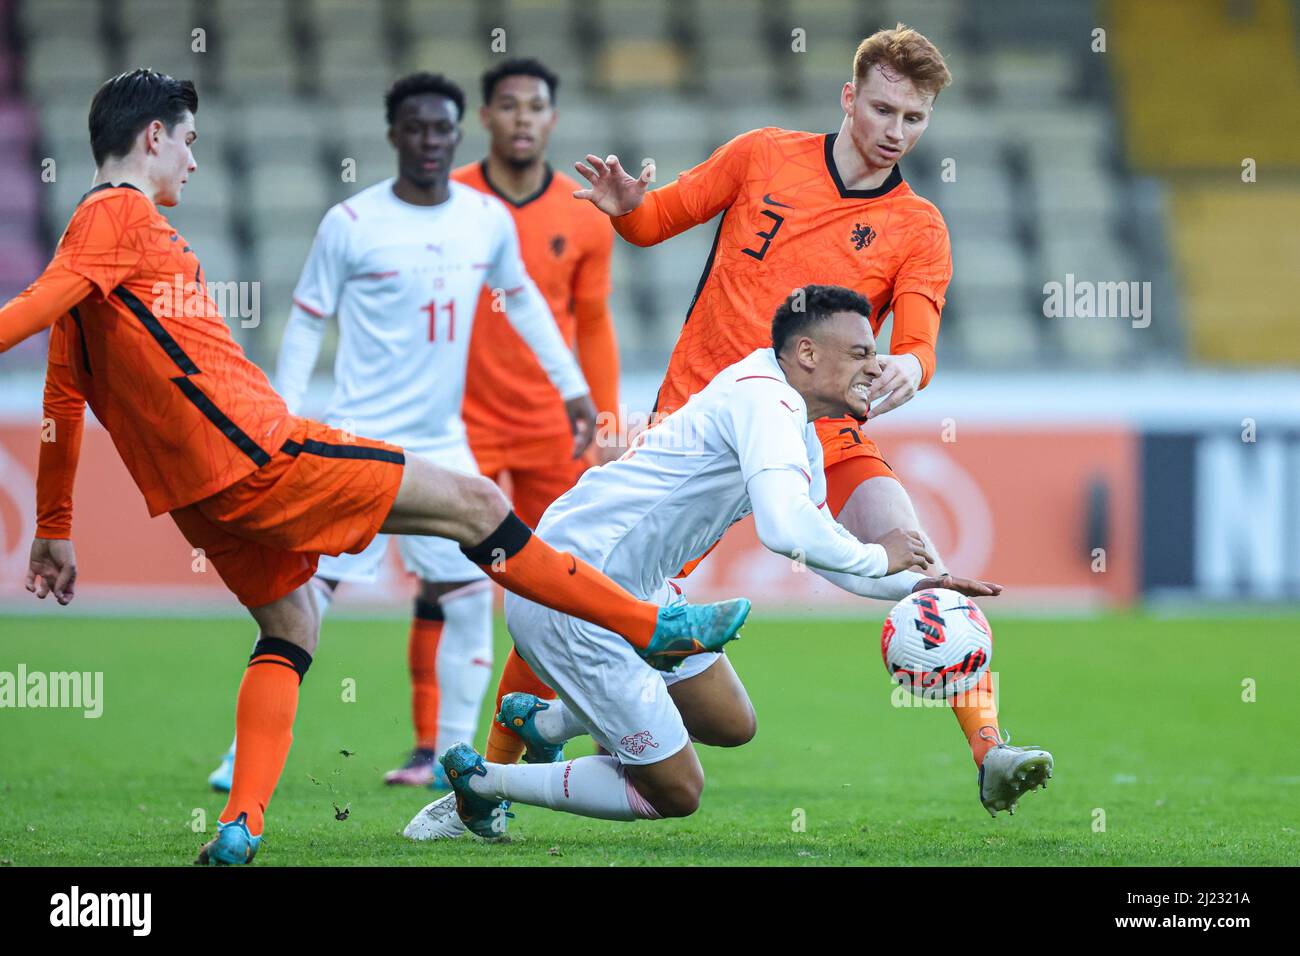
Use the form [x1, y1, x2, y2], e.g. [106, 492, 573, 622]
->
[464, 475, 510, 541]
[640, 764, 704, 818]
[720, 707, 757, 747]
[657, 777, 704, 818]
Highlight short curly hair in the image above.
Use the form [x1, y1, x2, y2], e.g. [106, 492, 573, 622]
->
[480, 57, 559, 106]
[384, 72, 465, 126]
[853, 23, 952, 100]
[771, 285, 873, 355]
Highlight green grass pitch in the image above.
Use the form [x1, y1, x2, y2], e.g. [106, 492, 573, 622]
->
[1, 611, 1297, 866]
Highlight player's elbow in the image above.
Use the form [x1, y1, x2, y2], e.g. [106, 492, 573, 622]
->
[754, 520, 799, 560]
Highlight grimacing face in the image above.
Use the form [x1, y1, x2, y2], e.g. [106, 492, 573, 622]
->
[482, 74, 557, 169]
[809, 310, 882, 419]
[389, 93, 462, 189]
[151, 111, 196, 207]
[841, 62, 933, 171]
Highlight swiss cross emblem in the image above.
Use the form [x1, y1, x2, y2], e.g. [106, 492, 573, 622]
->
[851, 222, 876, 250]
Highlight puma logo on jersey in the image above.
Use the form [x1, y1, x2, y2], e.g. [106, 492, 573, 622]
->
[851, 222, 877, 250]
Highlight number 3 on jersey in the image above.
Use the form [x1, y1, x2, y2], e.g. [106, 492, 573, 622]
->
[423, 299, 455, 342]
[741, 210, 784, 261]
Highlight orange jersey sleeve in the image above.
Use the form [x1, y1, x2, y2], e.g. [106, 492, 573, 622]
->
[572, 216, 619, 422]
[573, 296, 619, 423]
[612, 128, 762, 247]
[890, 291, 941, 388]
[0, 262, 95, 353]
[36, 318, 88, 538]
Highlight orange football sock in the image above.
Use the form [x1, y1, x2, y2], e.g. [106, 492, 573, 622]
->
[461, 512, 658, 649]
[485, 648, 557, 764]
[220, 637, 311, 835]
[952, 670, 1000, 767]
[409, 598, 444, 750]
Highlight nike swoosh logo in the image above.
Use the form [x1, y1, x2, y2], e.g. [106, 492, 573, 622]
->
[567, 556, 577, 575]
[763, 193, 794, 208]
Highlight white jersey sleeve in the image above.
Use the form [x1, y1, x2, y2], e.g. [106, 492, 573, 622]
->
[809, 508, 925, 599]
[724, 376, 816, 483]
[485, 203, 588, 401]
[291, 204, 353, 319]
[273, 304, 326, 415]
[723, 376, 888, 578]
[748, 468, 889, 578]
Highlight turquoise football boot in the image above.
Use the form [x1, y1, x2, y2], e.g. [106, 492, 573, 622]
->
[439, 743, 513, 840]
[641, 598, 750, 672]
[496, 693, 565, 764]
[207, 743, 235, 793]
[195, 811, 262, 865]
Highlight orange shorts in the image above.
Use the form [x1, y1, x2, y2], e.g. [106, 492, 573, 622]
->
[169, 417, 406, 607]
[469, 429, 586, 529]
[815, 416, 897, 518]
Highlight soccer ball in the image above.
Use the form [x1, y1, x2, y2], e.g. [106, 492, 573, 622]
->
[881, 588, 992, 698]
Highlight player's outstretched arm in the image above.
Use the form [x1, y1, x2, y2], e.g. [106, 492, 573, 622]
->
[0, 264, 95, 353]
[26, 537, 77, 605]
[749, 468, 932, 579]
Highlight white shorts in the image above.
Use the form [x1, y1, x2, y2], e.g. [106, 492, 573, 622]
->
[504, 581, 720, 766]
[316, 441, 487, 585]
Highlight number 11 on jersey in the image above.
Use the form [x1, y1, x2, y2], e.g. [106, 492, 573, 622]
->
[423, 299, 455, 342]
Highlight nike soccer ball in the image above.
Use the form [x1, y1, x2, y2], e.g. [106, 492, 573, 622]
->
[881, 588, 992, 697]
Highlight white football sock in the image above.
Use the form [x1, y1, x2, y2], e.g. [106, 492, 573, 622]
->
[532, 697, 589, 745]
[467, 756, 660, 821]
[435, 583, 494, 754]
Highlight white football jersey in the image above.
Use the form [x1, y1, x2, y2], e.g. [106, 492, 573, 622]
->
[290, 178, 584, 452]
[538, 348, 827, 599]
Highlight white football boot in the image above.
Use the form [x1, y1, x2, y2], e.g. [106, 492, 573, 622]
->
[977, 728, 1053, 817]
[403, 791, 466, 841]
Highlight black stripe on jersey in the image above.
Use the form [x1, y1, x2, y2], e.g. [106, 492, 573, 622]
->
[171, 376, 272, 467]
[653, 210, 728, 416]
[823, 133, 904, 200]
[69, 306, 92, 375]
[113, 286, 202, 375]
[683, 209, 727, 330]
[280, 438, 405, 465]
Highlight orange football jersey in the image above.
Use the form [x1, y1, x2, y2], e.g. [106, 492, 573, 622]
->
[23, 185, 294, 520]
[614, 127, 951, 416]
[453, 162, 614, 441]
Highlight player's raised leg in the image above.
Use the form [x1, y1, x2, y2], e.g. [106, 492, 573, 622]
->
[380, 454, 750, 668]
